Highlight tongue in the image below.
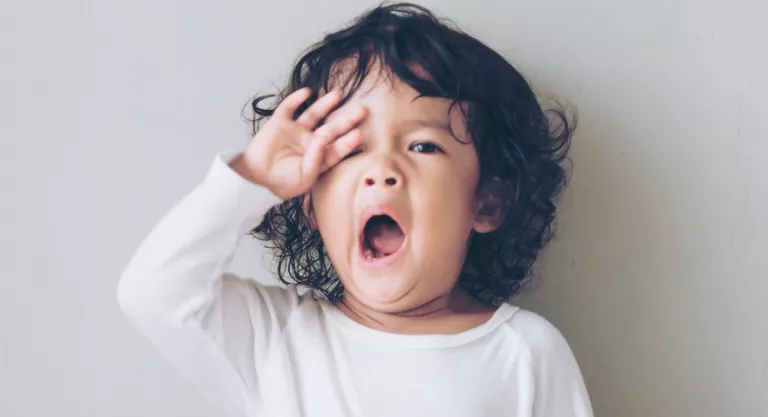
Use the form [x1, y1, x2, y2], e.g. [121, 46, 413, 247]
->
[368, 221, 405, 256]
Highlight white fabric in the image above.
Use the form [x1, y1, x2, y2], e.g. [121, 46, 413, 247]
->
[118, 153, 594, 417]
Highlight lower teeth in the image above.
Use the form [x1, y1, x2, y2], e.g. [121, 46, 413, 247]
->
[364, 249, 384, 260]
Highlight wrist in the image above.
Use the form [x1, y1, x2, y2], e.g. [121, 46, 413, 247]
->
[229, 154, 266, 187]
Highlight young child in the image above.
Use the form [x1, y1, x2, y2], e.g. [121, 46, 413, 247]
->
[118, 3, 593, 416]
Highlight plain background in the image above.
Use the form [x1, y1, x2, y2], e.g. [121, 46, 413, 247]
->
[2, 0, 766, 416]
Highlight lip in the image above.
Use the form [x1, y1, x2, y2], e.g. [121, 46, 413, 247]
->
[357, 204, 408, 271]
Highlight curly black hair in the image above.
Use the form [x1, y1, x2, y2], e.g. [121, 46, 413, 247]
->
[246, 2, 575, 306]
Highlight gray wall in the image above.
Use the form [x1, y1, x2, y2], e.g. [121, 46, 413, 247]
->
[1, 0, 766, 416]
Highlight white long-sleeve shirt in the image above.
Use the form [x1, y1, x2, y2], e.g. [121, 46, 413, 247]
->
[117, 153, 594, 417]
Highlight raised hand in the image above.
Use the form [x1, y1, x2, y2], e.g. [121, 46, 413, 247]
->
[231, 88, 366, 199]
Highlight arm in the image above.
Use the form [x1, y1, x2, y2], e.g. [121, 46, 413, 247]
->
[118, 88, 366, 415]
[117, 153, 290, 415]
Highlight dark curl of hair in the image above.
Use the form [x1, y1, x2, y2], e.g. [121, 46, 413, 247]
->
[246, 2, 575, 306]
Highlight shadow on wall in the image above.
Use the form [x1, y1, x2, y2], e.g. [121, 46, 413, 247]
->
[515, 109, 729, 417]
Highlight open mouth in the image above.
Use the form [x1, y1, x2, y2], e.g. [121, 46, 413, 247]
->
[360, 214, 406, 261]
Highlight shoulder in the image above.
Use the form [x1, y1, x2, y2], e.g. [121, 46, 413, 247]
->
[501, 306, 574, 362]
[500, 306, 594, 416]
[218, 274, 322, 328]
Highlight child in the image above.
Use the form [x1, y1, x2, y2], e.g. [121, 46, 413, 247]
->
[118, 3, 593, 417]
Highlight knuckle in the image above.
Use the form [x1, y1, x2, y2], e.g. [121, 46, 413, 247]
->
[315, 125, 331, 139]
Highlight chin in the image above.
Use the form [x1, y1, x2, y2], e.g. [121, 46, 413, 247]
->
[344, 271, 422, 311]
[356, 273, 414, 303]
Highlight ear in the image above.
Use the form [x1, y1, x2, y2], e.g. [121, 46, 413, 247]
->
[301, 193, 318, 230]
[472, 179, 506, 234]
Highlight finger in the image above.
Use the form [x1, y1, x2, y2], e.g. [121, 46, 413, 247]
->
[273, 88, 312, 119]
[320, 128, 363, 172]
[311, 105, 367, 146]
[295, 90, 343, 128]
[301, 135, 326, 185]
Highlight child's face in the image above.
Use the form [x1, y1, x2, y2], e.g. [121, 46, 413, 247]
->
[310, 72, 490, 312]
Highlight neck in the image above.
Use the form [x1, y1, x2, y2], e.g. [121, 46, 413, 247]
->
[336, 288, 496, 335]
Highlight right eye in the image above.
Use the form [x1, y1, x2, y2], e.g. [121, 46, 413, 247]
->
[342, 148, 362, 161]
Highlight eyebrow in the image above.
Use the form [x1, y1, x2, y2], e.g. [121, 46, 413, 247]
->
[400, 118, 460, 141]
[408, 118, 450, 130]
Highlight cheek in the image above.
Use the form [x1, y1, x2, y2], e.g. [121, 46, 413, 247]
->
[438, 154, 480, 218]
[309, 170, 354, 250]
[415, 163, 480, 243]
[311, 167, 343, 211]
[311, 184, 336, 229]
[426, 155, 480, 209]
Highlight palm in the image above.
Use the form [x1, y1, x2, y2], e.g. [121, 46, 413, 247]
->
[243, 88, 366, 199]
[267, 151, 311, 197]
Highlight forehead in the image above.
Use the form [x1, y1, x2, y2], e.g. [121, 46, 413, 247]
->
[327, 61, 469, 140]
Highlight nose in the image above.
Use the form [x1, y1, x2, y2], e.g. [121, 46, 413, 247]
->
[362, 157, 402, 188]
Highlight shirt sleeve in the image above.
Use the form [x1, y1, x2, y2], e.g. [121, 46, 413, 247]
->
[117, 153, 297, 416]
[511, 310, 594, 417]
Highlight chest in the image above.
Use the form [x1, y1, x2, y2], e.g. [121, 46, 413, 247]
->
[257, 327, 534, 417]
